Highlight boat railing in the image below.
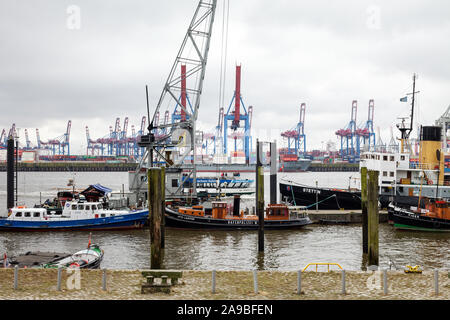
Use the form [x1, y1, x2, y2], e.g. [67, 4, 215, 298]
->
[288, 206, 309, 219]
[409, 163, 437, 170]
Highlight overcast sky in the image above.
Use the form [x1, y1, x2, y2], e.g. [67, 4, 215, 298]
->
[1, 0, 449, 154]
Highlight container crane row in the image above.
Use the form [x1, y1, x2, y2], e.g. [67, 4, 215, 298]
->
[223, 65, 252, 164]
[280, 103, 306, 160]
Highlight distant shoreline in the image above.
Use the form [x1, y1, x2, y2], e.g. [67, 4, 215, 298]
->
[0, 162, 359, 172]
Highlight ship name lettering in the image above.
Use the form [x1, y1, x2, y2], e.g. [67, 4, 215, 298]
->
[303, 188, 321, 194]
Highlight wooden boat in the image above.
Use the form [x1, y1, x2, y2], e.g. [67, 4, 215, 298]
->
[389, 198, 450, 232]
[42, 244, 104, 269]
[165, 202, 312, 230]
[2, 251, 71, 268]
[1, 243, 103, 269]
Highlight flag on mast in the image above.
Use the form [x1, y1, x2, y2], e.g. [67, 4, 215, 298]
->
[400, 96, 407, 102]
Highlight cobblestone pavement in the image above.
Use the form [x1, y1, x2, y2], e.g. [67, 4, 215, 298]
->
[0, 269, 448, 300]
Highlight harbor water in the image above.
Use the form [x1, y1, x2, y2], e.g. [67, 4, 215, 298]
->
[0, 171, 449, 271]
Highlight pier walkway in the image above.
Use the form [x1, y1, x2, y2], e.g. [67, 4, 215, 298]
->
[0, 269, 448, 300]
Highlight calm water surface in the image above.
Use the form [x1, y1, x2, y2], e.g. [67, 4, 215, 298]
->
[0, 171, 448, 270]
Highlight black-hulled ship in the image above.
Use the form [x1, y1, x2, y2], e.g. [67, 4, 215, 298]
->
[279, 182, 361, 210]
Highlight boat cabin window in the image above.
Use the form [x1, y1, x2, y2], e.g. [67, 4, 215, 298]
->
[71, 205, 77, 210]
[383, 156, 388, 161]
[212, 202, 227, 209]
[390, 156, 394, 161]
[33, 212, 40, 217]
[172, 179, 179, 188]
[268, 206, 288, 216]
[383, 171, 388, 177]
[16, 212, 22, 217]
[85, 205, 90, 210]
[436, 202, 448, 208]
[400, 155, 405, 161]
[92, 205, 97, 210]
[24, 212, 31, 217]
[101, 213, 106, 217]
[77, 205, 84, 210]
[390, 172, 394, 177]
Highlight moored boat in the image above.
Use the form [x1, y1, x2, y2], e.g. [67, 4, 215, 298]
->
[389, 198, 450, 232]
[278, 158, 312, 172]
[42, 244, 104, 269]
[165, 202, 312, 230]
[182, 175, 255, 197]
[0, 199, 148, 231]
[1, 240, 104, 269]
[279, 181, 361, 210]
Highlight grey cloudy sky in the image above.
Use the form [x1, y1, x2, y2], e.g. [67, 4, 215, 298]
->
[1, 0, 449, 154]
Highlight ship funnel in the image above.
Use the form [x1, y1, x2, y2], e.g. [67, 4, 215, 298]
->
[419, 126, 443, 180]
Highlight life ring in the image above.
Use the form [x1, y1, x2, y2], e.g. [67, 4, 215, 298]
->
[427, 180, 433, 185]
[69, 262, 80, 268]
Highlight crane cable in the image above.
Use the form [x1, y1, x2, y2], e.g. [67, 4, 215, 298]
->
[218, 0, 230, 111]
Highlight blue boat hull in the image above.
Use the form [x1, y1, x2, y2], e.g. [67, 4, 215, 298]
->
[0, 210, 149, 231]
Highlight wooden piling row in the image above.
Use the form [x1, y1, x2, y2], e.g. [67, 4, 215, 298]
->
[270, 141, 277, 205]
[360, 167, 368, 254]
[367, 170, 379, 266]
[256, 140, 264, 252]
[161, 167, 166, 250]
[148, 167, 163, 269]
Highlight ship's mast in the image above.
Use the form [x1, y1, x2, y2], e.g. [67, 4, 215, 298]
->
[397, 73, 419, 153]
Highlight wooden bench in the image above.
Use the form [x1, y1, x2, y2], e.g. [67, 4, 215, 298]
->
[141, 270, 183, 294]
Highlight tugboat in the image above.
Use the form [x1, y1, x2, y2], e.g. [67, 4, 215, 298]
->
[388, 198, 450, 232]
[165, 202, 312, 230]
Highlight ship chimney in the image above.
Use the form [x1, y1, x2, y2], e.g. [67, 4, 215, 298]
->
[419, 126, 444, 184]
[233, 195, 241, 216]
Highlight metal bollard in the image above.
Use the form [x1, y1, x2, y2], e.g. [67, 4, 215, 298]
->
[383, 269, 388, 295]
[253, 270, 258, 294]
[434, 269, 439, 296]
[212, 270, 216, 294]
[102, 269, 107, 291]
[57, 266, 62, 291]
[14, 265, 19, 290]
[297, 270, 302, 295]
[341, 270, 346, 294]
